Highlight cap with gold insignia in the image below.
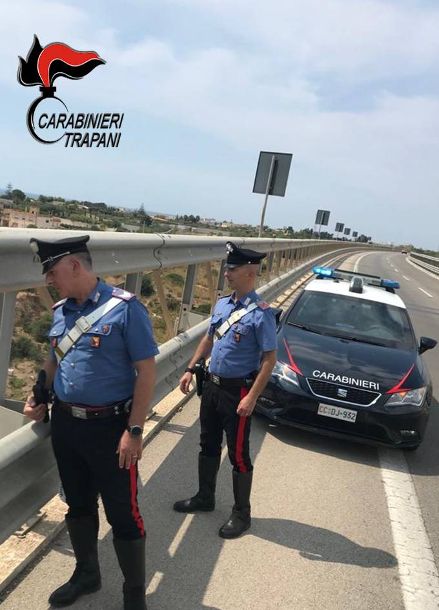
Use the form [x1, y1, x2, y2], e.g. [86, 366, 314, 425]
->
[30, 235, 90, 274]
[225, 241, 266, 268]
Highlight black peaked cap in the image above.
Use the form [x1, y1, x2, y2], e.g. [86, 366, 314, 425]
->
[225, 241, 266, 267]
[30, 235, 90, 274]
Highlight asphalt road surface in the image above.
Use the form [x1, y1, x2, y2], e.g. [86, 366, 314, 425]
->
[1, 251, 438, 610]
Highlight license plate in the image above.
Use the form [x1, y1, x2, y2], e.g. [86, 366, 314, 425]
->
[317, 403, 357, 423]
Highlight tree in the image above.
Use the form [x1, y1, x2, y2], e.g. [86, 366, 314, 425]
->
[12, 189, 26, 203]
[140, 276, 155, 297]
[5, 183, 13, 199]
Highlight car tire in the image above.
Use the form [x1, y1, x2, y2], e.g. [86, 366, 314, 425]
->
[404, 444, 420, 451]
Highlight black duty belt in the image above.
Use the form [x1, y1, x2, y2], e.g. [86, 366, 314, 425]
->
[55, 398, 132, 420]
[206, 373, 255, 388]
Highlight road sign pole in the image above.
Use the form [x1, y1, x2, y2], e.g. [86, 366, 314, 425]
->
[258, 155, 276, 238]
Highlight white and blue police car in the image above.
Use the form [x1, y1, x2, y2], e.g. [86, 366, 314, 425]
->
[256, 267, 437, 449]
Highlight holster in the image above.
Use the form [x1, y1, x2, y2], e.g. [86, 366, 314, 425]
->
[32, 369, 51, 423]
[194, 358, 206, 396]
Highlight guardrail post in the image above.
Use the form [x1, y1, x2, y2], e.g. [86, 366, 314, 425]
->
[176, 264, 199, 333]
[0, 292, 17, 402]
[265, 252, 275, 282]
[274, 251, 282, 277]
[215, 261, 226, 307]
[204, 262, 217, 307]
[152, 270, 175, 340]
[35, 287, 54, 312]
[125, 272, 143, 296]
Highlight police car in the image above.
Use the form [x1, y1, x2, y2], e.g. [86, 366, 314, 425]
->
[256, 267, 437, 449]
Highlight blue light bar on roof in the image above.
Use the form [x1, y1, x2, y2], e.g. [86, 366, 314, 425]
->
[381, 279, 400, 289]
[312, 266, 335, 277]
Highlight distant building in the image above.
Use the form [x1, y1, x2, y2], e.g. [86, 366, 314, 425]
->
[36, 215, 63, 229]
[0, 206, 39, 228]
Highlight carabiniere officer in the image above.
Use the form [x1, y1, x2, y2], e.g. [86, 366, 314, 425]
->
[23, 235, 158, 610]
[174, 241, 277, 538]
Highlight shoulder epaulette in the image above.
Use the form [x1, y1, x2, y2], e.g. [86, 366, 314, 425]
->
[52, 298, 67, 310]
[256, 300, 270, 310]
[112, 287, 136, 301]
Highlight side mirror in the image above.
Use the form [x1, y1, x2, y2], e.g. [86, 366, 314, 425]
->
[419, 336, 437, 354]
[272, 308, 283, 326]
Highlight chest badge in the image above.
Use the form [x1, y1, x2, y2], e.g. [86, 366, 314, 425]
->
[90, 336, 101, 348]
[102, 324, 110, 334]
[51, 337, 58, 348]
[234, 332, 241, 343]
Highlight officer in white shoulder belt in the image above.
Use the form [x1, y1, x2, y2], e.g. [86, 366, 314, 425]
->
[174, 241, 277, 538]
[23, 235, 158, 610]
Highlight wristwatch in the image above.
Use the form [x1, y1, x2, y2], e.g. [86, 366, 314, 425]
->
[185, 366, 195, 374]
[127, 424, 143, 437]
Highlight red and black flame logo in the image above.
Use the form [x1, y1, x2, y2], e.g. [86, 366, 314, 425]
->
[18, 35, 105, 143]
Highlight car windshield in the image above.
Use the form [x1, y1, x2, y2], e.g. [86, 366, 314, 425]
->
[286, 290, 416, 349]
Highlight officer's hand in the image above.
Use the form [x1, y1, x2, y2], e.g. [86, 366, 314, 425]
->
[236, 394, 257, 417]
[117, 430, 143, 469]
[179, 372, 193, 394]
[23, 394, 47, 422]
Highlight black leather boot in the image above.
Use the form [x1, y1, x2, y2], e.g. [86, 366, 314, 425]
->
[48, 514, 101, 607]
[113, 537, 147, 610]
[219, 470, 253, 539]
[173, 454, 220, 513]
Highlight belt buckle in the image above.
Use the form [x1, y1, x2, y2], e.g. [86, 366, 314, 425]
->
[211, 374, 220, 385]
[76, 316, 92, 333]
[71, 406, 88, 419]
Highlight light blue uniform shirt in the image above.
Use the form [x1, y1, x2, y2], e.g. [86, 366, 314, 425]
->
[49, 280, 159, 406]
[208, 290, 277, 378]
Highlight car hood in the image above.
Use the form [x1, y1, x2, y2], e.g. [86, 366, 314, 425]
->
[279, 326, 423, 392]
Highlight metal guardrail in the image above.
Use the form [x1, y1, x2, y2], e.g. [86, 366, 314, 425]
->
[0, 228, 381, 544]
[409, 251, 439, 275]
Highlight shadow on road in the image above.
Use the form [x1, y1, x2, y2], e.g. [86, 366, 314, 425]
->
[250, 517, 397, 568]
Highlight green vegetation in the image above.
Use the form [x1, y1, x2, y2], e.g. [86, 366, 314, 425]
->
[9, 376, 26, 391]
[141, 275, 155, 297]
[193, 303, 211, 314]
[26, 312, 53, 343]
[11, 336, 42, 361]
[165, 273, 185, 286]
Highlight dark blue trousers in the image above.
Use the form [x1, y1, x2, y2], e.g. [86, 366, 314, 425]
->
[199, 380, 253, 472]
[51, 405, 144, 540]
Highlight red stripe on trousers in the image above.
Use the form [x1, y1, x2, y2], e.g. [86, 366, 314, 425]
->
[235, 387, 249, 473]
[129, 464, 145, 537]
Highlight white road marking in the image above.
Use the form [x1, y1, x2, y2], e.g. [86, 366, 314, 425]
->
[353, 253, 439, 608]
[168, 514, 194, 557]
[403, 276, 411, 281]
[379, 449, 439, 609]
[146, 571, 164, 594]
[394, 268, 399, 272]
[418, 288, 433, 298]
[354, 251, 374, 272]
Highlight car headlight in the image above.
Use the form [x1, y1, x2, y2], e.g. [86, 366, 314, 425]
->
[272, 361, 300, 387]
[386, 387, 427, 407]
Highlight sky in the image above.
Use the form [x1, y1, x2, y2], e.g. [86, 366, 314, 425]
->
[1, 0, 438, 249]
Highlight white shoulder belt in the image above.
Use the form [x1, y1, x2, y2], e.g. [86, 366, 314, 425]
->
[214, 302, 258, 340]
[54, 297, 124, 363]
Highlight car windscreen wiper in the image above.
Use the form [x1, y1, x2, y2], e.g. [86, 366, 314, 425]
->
[287, 322, 324, 335]
[330, 334, 388, 347]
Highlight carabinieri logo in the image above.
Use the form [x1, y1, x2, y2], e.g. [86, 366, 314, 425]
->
[18, 35, 123, 147]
